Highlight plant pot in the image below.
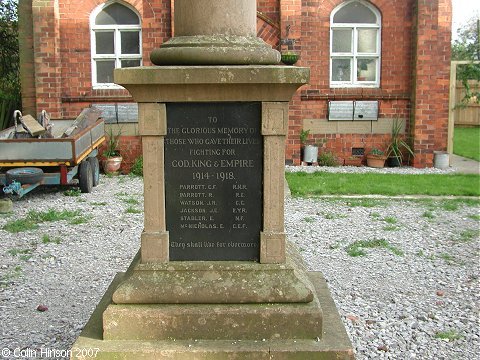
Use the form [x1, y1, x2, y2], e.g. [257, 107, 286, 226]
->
[302, 145, 318, 163]
[366, 154, 387, 168]
[344, 157, 363, 167]
[433, 151, 449, 169]
[102, 156, 123, 175]
[281, 53, 299, 65]
[387, 156, 402, 167]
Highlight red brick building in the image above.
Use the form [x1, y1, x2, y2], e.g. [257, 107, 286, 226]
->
[18, 0, 452, 169]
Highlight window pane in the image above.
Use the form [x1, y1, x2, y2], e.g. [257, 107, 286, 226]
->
[332, 59, 351, 81]
[333, 2, 377, 24]
[332, 29, 352, 53]
[357, 59, 376, 82]
[121, 31, 140, 54]
[121, 59, 141, 68]
[96, 3, 139, 25]
[358, 29, 377, 53]
[95, 31, 114, 54]
[96, 61, 115, 83]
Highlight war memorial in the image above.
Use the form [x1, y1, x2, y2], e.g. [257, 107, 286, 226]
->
[71, 0, 354, 358]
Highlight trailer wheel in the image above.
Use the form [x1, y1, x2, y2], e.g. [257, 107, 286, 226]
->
[6, 167, 44, 185]
[88, 156, 100, 187]
[78, 161, 93, 193]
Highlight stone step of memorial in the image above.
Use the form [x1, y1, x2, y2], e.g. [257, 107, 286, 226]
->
[72, 272, 354, 359]
[103, 301, 323, 341]
[111, 250, 315, 304]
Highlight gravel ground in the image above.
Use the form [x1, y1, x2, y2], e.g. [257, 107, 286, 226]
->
[286, 196, 479, 359]
[285, 165, 457, 175]
[0, 176, 143, 357]
[0, 172, 479, 359]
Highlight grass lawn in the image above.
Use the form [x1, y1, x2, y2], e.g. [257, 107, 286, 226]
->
[454, 127, 480, 161]
[285, 172, 480, 197]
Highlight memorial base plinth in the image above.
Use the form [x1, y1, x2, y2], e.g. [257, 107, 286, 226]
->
[71, 271, 354, 359]
[103, 301, 323, 341]
[111, 248, 314, 304]
[69, 61, 354, 359]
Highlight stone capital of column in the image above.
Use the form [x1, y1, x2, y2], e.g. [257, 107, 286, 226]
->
[150, 0, 280, 65]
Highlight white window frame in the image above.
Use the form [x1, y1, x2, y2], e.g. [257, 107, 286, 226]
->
[90, 1, 142, 89]
[330, 0, 381, 88]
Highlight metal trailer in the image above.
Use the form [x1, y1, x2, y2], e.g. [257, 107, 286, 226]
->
[0, 118, 105, 197]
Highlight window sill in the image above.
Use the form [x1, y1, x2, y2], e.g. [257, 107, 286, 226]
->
[92, 84, 126, 90]
[330, 84, 380, 89]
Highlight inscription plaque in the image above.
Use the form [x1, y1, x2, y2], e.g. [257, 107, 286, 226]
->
[93, 103, 139, 123]
[93, 104, 117, 123]
[117, 104, 139, 123]
[354, 101, 378, 121]
[328, 101, 354, 121]
[165, 102, 263, 261]
[328, 101, 379, 121]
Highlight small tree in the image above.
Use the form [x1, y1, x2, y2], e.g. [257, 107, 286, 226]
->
[452, 16, 480, 106]
[0, 0, 20, 97]
[0, 0, 20, 130]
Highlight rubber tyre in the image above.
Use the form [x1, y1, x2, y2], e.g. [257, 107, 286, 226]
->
[88, 156, 100, 187]
[6, 167, 44, 185]
[78, 161, 93, 193]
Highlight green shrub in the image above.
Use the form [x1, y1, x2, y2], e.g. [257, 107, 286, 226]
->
[0, 95, 20, 130]
[130, 156, 143, 176]
[317, 151, 339, 167]
[0, 0, 21, 130]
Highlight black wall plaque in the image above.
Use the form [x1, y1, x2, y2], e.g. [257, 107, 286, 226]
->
[165, 102, 263, 261]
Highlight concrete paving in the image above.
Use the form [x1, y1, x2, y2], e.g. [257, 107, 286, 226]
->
[450, 154, 480, 175]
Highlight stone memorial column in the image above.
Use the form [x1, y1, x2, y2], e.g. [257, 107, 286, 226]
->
[151, 0, 279, 65]
[71, 0, 354, 358]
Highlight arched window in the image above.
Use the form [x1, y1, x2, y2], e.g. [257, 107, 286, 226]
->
[330, 0, 381, 87]
[90, 1, 142, 88]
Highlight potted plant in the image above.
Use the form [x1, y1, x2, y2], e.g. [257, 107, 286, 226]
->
[344, 156, 363, 167]
[366, 148, 387, 168]
[102, 127, 123, 175]
[300, 129, 322, 164]
[386, 119, 414, 167]
[299, 129, 309, 163]
[281, 51, 299, 65]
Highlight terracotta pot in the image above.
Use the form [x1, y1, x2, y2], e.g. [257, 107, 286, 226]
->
[102, 156, 123, 174]
[366, 154, 386, 168]
[344, 157, 363, 167]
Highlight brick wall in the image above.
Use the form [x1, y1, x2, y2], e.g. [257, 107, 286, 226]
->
[258, 0, 280, 25]
[98, 135, 142, 174]
[58, 0, 171, 119]
[411, 0, 452, 167]
[257, 16, 280, 49]
[31, 0, 62, 119]
[18, 0, 37, 117]
[285, 0, 419, 165]
[20, 0, 452, 169]
[258, 0, 281, 49]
